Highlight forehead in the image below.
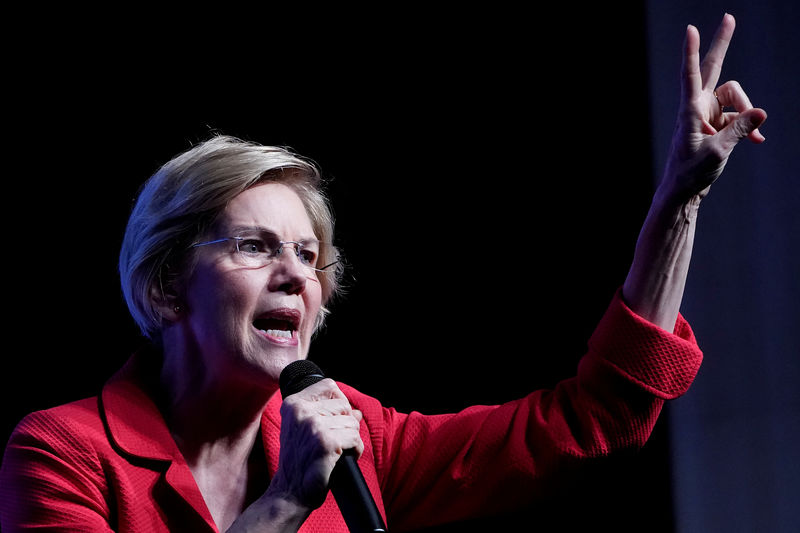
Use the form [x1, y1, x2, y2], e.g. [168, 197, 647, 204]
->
[219, 182, 315, 237]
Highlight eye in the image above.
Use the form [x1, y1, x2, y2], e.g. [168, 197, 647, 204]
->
[237, 238, 269, 255]
[298, 248, 318, 266]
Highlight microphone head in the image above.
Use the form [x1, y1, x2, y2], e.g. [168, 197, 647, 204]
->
[280, 359, 326, 397]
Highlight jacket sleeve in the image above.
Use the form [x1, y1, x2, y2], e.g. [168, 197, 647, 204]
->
[0, 409, 115, 532]
[373, 289, 703, 531]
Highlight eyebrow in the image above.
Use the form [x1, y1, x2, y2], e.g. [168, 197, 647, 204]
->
[227, 225, 320, 244]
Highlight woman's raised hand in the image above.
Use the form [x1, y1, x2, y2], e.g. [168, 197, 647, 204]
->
[660, 13, 767, 203]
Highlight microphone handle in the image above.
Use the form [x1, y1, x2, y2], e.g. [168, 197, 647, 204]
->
[330, 450, 387, 532]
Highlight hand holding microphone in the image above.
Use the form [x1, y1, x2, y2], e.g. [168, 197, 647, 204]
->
[277, 360, 387, 532]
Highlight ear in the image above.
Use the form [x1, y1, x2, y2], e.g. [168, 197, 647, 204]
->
[150, 282, 185, 323]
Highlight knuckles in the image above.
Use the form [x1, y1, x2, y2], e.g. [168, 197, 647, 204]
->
[279, 382, 363, 455]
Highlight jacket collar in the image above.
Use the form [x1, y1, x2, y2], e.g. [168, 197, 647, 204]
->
[100, 349, 286, 531]
[101, 348, 181, 463]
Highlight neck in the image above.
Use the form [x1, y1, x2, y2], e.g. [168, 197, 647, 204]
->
[157, 346, 277, 467]
[154, 333, 279, 530]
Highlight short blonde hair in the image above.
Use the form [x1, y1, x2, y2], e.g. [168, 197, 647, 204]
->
[119, 135, 341, 341]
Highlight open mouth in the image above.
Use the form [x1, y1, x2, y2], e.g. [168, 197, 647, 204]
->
[253, 308, 301, 343]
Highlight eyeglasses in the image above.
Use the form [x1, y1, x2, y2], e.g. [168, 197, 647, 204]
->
[192, 234, 339, 274]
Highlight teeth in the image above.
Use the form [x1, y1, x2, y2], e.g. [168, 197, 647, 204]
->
[263, 328, 292, 339]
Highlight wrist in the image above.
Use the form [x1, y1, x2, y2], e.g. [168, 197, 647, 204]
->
[262, 472, 315, 515]
[228, 487, 312, 533]
[260, 489, 313, 523]
[654, 169, 705, 211]
[648, 187, 702, 232]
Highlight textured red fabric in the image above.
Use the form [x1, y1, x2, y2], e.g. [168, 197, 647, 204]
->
[0, 290, 702, 532]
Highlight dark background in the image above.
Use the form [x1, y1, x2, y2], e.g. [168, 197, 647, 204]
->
[2, 3, 795, 531]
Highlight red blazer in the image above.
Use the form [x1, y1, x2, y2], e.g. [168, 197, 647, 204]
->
[1, 291, 703, 532]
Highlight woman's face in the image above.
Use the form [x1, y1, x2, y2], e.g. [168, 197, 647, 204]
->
[178, 182, 323, 387]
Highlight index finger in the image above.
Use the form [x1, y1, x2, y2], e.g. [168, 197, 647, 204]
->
[700, 13, 736, 91]
[296, 378, 347, 401]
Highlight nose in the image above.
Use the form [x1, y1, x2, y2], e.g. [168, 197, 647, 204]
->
[267, 244, 311, 295]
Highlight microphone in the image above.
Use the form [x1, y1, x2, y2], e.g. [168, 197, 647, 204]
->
[279, 360, 388, 532]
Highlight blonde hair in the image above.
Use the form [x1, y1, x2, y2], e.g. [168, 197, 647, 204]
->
[119, 135, 341, 341]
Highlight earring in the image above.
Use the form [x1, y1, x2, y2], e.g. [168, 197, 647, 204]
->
[173, 305, 182, 313]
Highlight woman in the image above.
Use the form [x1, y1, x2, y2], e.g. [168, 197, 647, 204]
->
[0, 14, 766, 532]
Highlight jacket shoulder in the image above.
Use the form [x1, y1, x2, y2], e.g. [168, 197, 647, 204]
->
[6, 397, 109, 461]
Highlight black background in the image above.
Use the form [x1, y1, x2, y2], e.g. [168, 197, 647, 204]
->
[2, 5, 673, 531]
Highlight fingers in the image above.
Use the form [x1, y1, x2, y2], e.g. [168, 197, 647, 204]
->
[715, 80, 767, 143]
[724, 107, 768, 147]
[682, 14, 736, 102]
[717, 81, 767, 143]
[681, 14, 766, 144]
[281, 378, 364, 453]
[665, 14, 766, 202]
[284, 378, 358, 419]
[701, 13, 736, 91]
[295, 378, 347, 401]
[274, 379, 364, 508]
[681, 24, 702, 101]
[715, 80, 753, 112]
[706, 107, 768, 167]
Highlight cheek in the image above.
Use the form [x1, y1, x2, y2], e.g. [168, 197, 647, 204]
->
[186, 268, 257, 327]
[302, 285, 324, 336]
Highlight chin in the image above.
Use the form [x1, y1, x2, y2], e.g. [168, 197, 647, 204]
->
[255, 351, 307, 386]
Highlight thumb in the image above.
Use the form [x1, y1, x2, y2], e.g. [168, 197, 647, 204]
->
[745, 108, 768, 143]
[719, 108, 767, 149]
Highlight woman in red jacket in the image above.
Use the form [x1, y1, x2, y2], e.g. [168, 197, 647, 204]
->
[0, 13, 766, 532]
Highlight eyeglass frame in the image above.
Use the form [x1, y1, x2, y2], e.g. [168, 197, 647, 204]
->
[191, 236, 340, 273]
